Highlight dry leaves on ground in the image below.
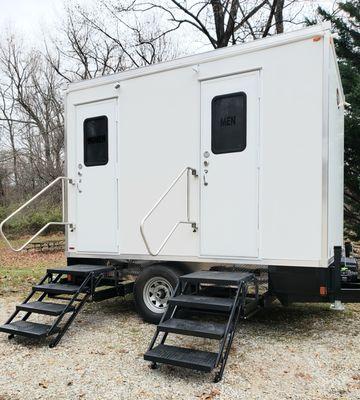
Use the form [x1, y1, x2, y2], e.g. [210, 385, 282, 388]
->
[197, 387, 221, 400]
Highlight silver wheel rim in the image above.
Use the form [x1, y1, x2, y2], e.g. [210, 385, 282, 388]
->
[143, 276, 173, 314]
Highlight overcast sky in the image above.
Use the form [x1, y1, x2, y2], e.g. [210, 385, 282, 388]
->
[0, 0, 63, 38]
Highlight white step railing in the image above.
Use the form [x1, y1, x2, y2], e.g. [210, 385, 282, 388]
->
[140, 167, 198, 256]
[0, 176, 74, 252]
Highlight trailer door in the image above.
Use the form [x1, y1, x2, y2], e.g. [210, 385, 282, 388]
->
[200, 71, 260, 258]
[75, 98, 118, 253]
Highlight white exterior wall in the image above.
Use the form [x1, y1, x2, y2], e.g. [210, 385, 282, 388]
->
[117, 68, 200, 257]
[65, 24, 344, 268]
[327, 40, 344, 259]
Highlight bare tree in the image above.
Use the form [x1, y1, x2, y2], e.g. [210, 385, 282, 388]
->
[0, 82, 19, 186]
[63, 2, 180, 70]
[0, 35, 64, 190]
[44, 3, 179, 84]
[45, 12, 128, 83]
[131, 0, 305, 48]
[0, 155, 9, 205]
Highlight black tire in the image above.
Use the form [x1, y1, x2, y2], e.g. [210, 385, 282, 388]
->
[134, 264, 181, 324]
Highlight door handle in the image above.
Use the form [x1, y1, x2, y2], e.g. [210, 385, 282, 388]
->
[203, 170, 208, 186]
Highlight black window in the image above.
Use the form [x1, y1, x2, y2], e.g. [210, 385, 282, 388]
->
[84, 116, 108, 167]
[211, 92, 247, 154]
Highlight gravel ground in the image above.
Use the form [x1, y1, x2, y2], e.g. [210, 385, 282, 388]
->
[0, 295, 360, 400]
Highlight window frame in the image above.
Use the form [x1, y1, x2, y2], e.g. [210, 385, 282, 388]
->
[211, 91, 247, 155]
[83, 115, 109, 167]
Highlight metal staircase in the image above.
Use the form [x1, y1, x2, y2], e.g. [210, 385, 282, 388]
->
[144, 270, 259, 382]
[0, 264, 132, 347]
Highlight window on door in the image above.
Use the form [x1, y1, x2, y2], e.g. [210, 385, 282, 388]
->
[83, 115, 108, 167]
[211, 92, 247, 154]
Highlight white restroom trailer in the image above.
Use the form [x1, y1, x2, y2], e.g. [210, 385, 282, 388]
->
[63, 23, 349, 320]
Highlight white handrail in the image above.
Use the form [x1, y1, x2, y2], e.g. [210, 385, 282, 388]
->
[0, 176, 74, 252]
[140, 167, 198, 256]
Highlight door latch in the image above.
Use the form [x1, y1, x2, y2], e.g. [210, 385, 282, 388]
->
[203, 169, 208, 186]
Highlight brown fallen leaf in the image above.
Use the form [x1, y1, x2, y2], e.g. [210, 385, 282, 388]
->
[295, 372, 312, 381]
[39, 381, 49, 389]
[198, 387, 221, 400]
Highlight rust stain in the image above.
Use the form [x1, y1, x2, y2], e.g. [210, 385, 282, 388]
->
[313, 35, 322, 42]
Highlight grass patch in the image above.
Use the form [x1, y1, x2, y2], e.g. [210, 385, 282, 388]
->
[0, 234, 66, 296]
[0, 267, 44, 295]
[0, 204, 63, 237]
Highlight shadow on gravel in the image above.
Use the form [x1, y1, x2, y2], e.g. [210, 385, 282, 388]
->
[241, 301, 358, 340]
[5, 335, 49, 348]
[84, 296, 355, 337]
[144, 362, 218, 384]
[84, 294, 136, 316]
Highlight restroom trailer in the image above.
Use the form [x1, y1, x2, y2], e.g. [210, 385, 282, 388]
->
[1, 25, 358, 366]
[64, 23, 348, 314]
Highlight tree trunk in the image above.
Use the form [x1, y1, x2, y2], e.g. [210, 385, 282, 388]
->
[275, 0, 285, 33]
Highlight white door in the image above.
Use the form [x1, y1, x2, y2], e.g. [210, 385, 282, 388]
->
[75, 99, 118, 253]
[200, 72, 260, 258]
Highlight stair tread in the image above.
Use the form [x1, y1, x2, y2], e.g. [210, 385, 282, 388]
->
[17, 301, 75, 316]
[33, 283, 82, 294]
[169, 294, 233, 311]
[0, 320, 60, 338]
[144, 344, 217, 372]
[159, 318, 226, 339]
[47, 264, 115, 275]
[181, 271, 254, 285]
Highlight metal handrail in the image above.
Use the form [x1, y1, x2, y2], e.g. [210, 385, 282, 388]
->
[140, 167, 197, 256]
[0, 176, 74, 252]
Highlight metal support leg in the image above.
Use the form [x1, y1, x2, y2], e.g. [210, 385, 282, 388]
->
[214, 283, 247, 382]
[330, 246, 345, 311]
[331, 300, 345, 311]
[345, 241, 352, 258]
[49, 293, 90, 348]
[48, 272, 95, 348]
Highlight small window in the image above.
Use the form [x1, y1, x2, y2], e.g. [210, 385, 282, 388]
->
[84, 116, 108, 167]
[211, 92, 247, 154]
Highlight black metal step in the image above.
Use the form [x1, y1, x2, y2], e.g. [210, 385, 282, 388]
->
[340, 288, 360, 303]
[16, 301, 75, 316]
[342, 281, 360, 289]
[0, 320, 60, 338]
[169, 294, 234, 312]
[47, 264, 115, 275]
[341, 257, 358, 267]
[158, 318, 226, 339]
[181, 271, 254, 286]
[33, 283, 82, 295]
[144, 344, 217, 372]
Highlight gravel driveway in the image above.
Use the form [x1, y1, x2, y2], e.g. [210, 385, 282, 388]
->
[0, 295, 360, 400]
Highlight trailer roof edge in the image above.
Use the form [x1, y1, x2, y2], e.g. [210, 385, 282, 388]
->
[66, 23, 331, 93]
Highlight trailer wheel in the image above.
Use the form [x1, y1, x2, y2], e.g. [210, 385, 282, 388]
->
[134, 265, 181, 324]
